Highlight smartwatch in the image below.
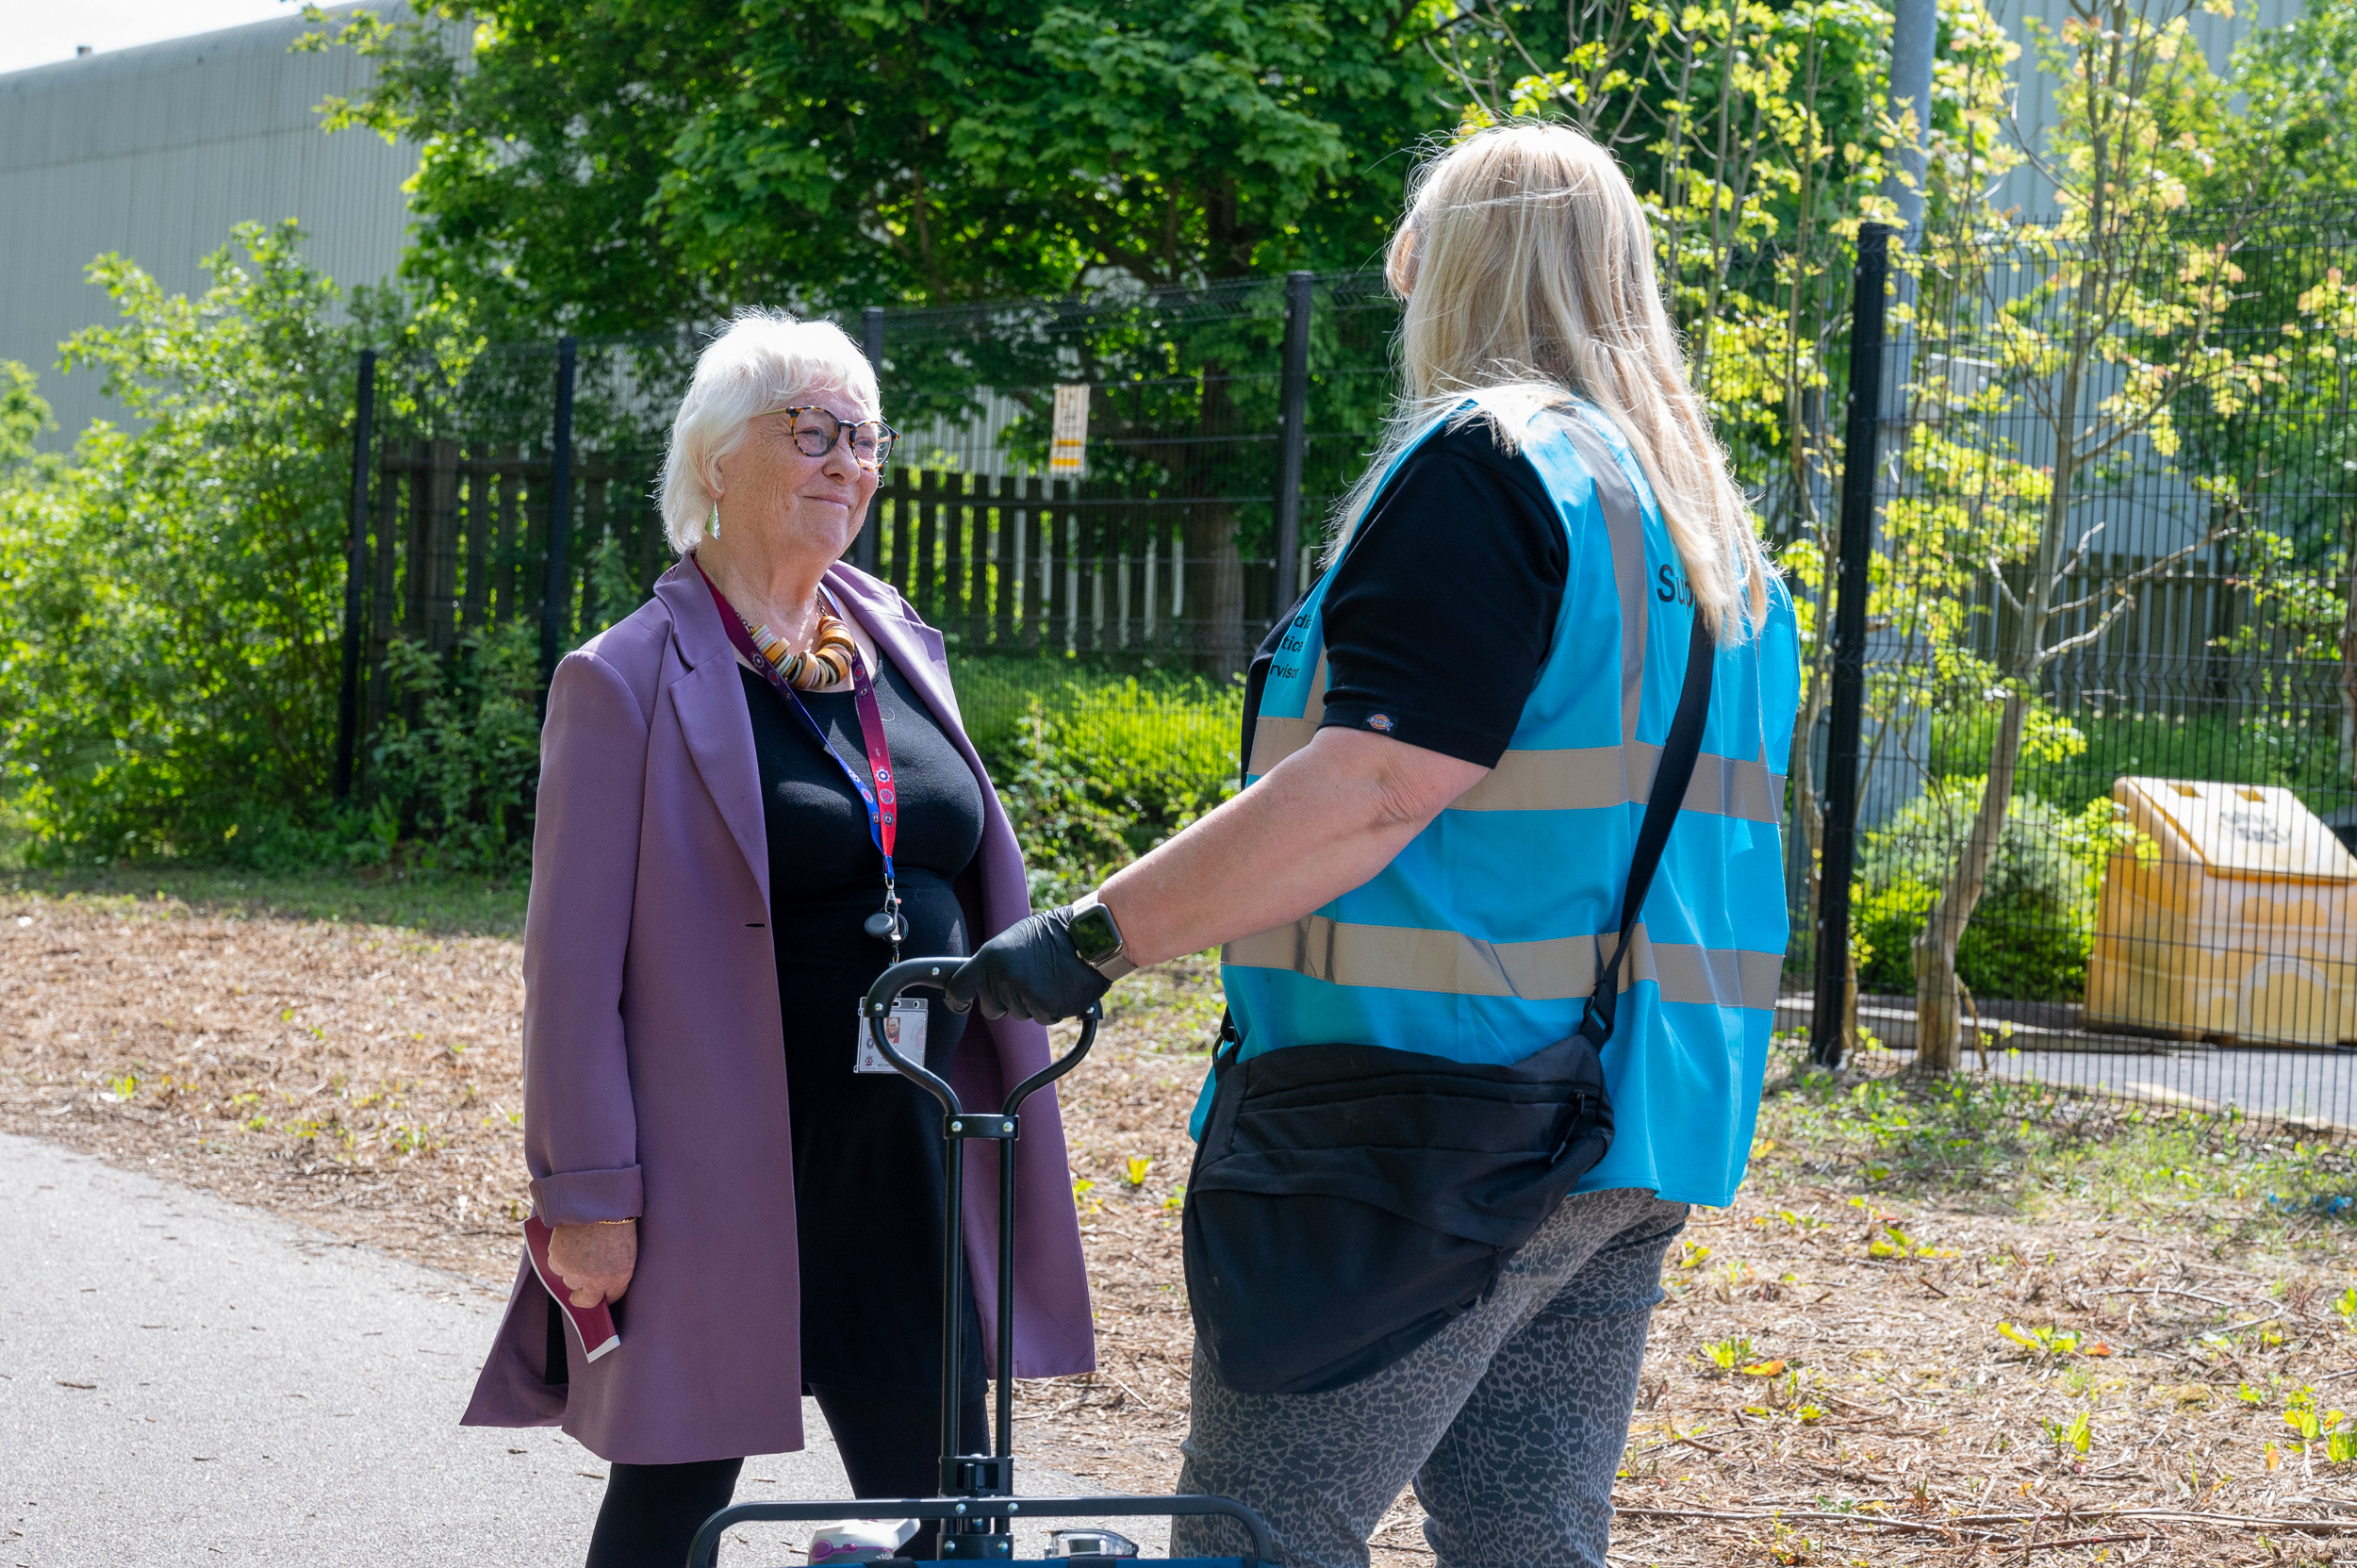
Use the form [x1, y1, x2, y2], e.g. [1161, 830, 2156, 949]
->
[1066, 898, 1137, 981]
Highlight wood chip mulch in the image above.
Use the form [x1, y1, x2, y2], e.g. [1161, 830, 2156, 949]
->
[5, 890, 2355, 1568]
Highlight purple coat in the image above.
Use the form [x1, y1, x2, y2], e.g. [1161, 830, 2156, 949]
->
[460, 558, 1096, 1463]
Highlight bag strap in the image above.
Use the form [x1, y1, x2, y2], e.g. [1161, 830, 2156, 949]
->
[1577, 611, 1717, 1049]
[1210, 1009, 1241, 1078]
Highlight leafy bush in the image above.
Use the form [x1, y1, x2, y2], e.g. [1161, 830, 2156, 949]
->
[994, 702, 1141, 905]
[1854, 781, 2130, 1002]
[0, 223, 354, 864]
[978, 674, 1242, 905]
[1932, 705, 2347, 819]
[368, 623, 544, 873]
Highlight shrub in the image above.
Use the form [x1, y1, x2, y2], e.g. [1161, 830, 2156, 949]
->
[0, 223, 354, 863]
[1932, 705, 2347, 818]
[368, 623, 543, 873]
[975, 673, 1242, 905]
[1854, 781, 2128, 1003]
[994, 701, 1141, 905]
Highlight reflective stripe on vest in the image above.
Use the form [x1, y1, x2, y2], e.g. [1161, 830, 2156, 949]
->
[1224, 916, 1783, 1009]
[1212, 396, 1804, 1208]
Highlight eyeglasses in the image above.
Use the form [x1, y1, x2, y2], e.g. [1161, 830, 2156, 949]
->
[778, 405, 898, 471]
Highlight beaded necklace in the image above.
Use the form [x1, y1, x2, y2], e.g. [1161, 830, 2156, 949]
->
[739, 600, 857, 690]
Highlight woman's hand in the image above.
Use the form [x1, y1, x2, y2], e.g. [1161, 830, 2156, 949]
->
[547, 1220, 637, 1308]
[947, 906, 1112, 1022]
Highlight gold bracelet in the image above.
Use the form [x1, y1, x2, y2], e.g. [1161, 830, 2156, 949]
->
[590, 1217, 636, 1225]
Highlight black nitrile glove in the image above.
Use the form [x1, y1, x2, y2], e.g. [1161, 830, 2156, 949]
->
[946, 906, 1113, 1023]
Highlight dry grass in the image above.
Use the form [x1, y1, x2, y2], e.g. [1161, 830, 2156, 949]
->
[6, 886, 2356, 1568]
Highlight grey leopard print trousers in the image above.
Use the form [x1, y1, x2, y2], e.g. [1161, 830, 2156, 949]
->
[1170, 1186, 1689, 1568]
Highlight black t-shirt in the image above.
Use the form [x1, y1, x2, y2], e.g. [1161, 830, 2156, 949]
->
[1247, 418, 1568, 770]
[741, 654, 988, 1399]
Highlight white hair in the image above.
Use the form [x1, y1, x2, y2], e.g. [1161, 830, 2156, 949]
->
[657, 309, 881, 553]
[1336, 124, 1773, 641]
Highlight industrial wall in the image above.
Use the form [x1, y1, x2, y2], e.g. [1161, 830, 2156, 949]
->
[0, 4, 420, 446]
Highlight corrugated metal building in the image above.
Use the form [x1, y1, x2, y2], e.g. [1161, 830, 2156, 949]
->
[0, 3, 420, 446]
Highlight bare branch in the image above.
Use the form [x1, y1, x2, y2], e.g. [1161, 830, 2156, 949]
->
[2054, 517, 2111, 583]
[2033, 591, 2140, 664]
[1986, 556, 2028, 616]
[2027, 520, 2238, 669]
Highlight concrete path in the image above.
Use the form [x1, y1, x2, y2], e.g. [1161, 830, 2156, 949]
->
[1773, 996, 2356, 1131]
[1982, 1041, 2357, 1131]
[0, 1133, 1166, 1567]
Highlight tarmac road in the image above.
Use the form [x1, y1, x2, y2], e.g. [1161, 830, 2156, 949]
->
[1774, 996, 2356, 1131]
[0, 1133, 1165, 1567]
[1979, 1042, 2356, 1132]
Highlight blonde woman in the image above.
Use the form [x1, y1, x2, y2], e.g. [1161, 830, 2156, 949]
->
[951, 124, 1801, 1565]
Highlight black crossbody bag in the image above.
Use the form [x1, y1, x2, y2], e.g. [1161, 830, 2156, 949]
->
[1181, 613, 1716, 1396]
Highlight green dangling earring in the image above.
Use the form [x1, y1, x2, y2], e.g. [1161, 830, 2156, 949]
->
[708, 501, 720, 539]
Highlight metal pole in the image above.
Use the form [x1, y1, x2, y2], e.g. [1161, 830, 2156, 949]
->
[857, 306, 884, 575]
[1884, 0, 1936, 241]
[1882, 0, 1934, 432]
[1811, 224, 1890, 1069]
[938, 1127, 966, 1465]
[334, 350, 377, 801]
[996, 1140, 1017, 1465]
[1272, 270, 1314, 612]
[539, 337, 578, 685]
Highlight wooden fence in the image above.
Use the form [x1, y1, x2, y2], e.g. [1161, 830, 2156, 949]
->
[1954, 547, 2348, 718]
[863, 467, 1286, 655]
[349, 439, 667, 787]
[341, 442, 1285, 792]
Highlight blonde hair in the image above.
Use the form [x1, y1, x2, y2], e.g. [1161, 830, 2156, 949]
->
[657, 309, 880, 553]
[1336, 124, 1772, 640]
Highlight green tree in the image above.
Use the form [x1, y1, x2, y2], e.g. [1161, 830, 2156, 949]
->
[0, 361, 52, 470]
[311, 0, 1459, 312]
[2188, 10, 2357, 806]
[1901, 0, 2268, 1067]
[304, 2, 745, 335]
[310, 0, 1464, 670]
[0, 223, 356, 859]
[2212, 5, 2357, 206]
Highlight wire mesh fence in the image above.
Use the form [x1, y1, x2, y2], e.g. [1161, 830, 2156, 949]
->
[1792, 209, 2357, 1138]
[330, 217, 2357, 1137]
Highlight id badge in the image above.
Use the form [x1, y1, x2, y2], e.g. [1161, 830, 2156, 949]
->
[855, 996, 929, 1074]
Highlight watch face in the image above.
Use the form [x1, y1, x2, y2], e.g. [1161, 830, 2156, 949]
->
[1068, 904, 1123, 966]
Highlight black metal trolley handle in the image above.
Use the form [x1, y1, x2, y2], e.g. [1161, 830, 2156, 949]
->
[858, 955, 1100, 1479]
[695, 959, 1269, 1564]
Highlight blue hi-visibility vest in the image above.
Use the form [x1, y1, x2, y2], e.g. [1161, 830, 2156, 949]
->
[1213, 398, 1803, 1208]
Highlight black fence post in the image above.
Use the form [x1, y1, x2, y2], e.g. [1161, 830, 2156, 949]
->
[540, 336, 578, 686]
[334, 349, 377, 801]
[1273, 270, 1314, 613]
[857, 305, 885, 575]
[1811, 223, 1890, 1070]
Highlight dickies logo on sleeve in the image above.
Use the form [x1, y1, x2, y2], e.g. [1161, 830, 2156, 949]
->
[1366, 714, 1395, 733]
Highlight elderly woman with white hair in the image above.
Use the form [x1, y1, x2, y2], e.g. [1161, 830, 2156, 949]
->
[460, 312, 1095, 1568]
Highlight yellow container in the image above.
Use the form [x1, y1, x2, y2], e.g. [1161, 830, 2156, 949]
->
[2085, 777, 2357, 1046]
